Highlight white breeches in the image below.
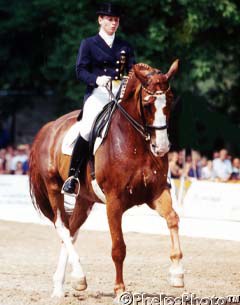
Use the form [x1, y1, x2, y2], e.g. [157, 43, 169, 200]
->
[79, 81, 120, 141]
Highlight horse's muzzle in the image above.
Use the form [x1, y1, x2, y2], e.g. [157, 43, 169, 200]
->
[150, 142, 170, 157]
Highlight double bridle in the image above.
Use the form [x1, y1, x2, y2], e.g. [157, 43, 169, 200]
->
[105, 78, 170, 141]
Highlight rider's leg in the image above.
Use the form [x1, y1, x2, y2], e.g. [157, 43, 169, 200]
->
[62, 91, 106, 196]
[62, 84, 120, 196]
[62, 135, 89, 195]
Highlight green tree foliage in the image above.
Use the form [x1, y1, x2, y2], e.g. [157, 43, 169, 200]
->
[0, 0, 240, 124]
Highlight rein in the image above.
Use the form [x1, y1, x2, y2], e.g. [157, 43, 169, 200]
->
[106, 84, 151, 140]
[105, 81, 169, 141]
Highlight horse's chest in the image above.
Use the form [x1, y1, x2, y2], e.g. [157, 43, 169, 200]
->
[131, 166, 167, 193]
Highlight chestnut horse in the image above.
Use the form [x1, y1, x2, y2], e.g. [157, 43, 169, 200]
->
[29, 60, 184, 301]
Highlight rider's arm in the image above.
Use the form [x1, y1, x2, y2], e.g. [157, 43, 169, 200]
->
[76, 39, 97, 86]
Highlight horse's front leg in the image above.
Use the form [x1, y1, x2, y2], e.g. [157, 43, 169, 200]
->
[106, 198, 126, 298]
[152, 188, 184, 287]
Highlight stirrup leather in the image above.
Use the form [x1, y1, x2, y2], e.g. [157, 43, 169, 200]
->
[61, 176, 80, 197]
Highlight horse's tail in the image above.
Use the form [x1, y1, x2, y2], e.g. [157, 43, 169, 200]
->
[29, 123, 55, 222]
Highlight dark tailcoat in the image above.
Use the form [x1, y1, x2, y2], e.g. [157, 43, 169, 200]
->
[76, 34, 135, 99]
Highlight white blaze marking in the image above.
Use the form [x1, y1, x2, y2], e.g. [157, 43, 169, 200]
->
[151, 94, 170, 155]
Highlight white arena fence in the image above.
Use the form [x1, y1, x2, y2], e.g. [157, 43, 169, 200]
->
[0, 175, 240, 241]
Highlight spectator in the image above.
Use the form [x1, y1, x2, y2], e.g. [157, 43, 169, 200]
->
[22, 144, 30, 174]
[169, 151, 183, 179]
[201, 160, 214, 180]
[14, 161, 24, 175]
[0, 157, 4, 174]
[4, 146, 15, 174]
[177, 150, 185, 169]
[22, 159, 29, 174]
[0, 149, 6, 172]
[231, 158, 240, 180]
[200, 156, 208, 168]
[187, 158, 201, 179]
[212, 149, 232, 182]
[10, 144, 28, 174]
[212, 151, 219, 160]
[185, 151, 201, 179]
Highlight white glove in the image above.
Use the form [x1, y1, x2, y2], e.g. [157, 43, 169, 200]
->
[96, 75, 111, 87]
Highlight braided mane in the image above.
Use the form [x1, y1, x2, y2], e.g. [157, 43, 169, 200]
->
[121, 63, 152, 101]
[134, 63, 152, 71]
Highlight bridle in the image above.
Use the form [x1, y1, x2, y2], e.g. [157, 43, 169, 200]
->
[105, 76, 170, 141]
[141, 83, 171, 96]
[139, 84, 170, 132]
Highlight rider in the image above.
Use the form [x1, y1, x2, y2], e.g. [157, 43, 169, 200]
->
[62, 2, 136, 196]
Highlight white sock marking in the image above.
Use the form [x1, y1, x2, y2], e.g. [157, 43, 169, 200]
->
[55, 210, 85, 280]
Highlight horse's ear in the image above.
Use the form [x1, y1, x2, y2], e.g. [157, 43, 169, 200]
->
[133, 63, 150, 84]
[166, 59, 179, 80]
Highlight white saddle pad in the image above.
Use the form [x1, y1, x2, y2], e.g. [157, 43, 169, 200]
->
[61, 121, 107, 156]
[62, 121, 81, 155]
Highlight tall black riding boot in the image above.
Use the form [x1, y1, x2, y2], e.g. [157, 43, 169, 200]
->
[61, 135, 89, 196]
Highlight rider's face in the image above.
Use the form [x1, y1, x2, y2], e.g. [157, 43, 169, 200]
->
[98, 15, 120, 35]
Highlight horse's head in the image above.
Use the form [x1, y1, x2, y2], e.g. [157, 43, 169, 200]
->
[133, 60, 179, 157]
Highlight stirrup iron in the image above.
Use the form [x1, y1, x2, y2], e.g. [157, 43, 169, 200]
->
[61, 176, 80, 197]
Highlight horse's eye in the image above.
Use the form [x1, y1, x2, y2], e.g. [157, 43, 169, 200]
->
[143, 102, 151, 109]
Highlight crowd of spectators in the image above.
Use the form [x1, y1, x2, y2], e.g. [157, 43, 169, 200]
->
[0, 144, 30, 175]
[169, 148, 240, 182]
[0, 145, 240, 182]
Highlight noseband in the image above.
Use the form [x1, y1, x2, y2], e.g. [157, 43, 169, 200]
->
[105, 79, 170, 141]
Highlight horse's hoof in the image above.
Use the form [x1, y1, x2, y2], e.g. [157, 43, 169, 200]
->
[169, 273, 184, 287]
[113, 295, 124, 305]
[71, 276, 87, 291]
[51, 288, 65, 298]
[113, 296, 121, 305]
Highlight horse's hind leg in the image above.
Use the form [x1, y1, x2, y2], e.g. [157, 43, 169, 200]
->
[106, 198, 126, 298]
[52, 242, 68, 297]
[49, 191, 91, 296]
[152, 188, 184, 287]
[51, 229, 80, 297]
[55, 208, 90, 289]
[68, 199, 94, 291]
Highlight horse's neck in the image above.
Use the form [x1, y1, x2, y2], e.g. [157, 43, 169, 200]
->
[122, 71, 139, 102]
[120, 73, 141, 119]
[112, 73, 146, 148]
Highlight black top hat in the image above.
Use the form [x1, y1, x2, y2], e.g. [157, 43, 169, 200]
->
[96, 2, 122, 17]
